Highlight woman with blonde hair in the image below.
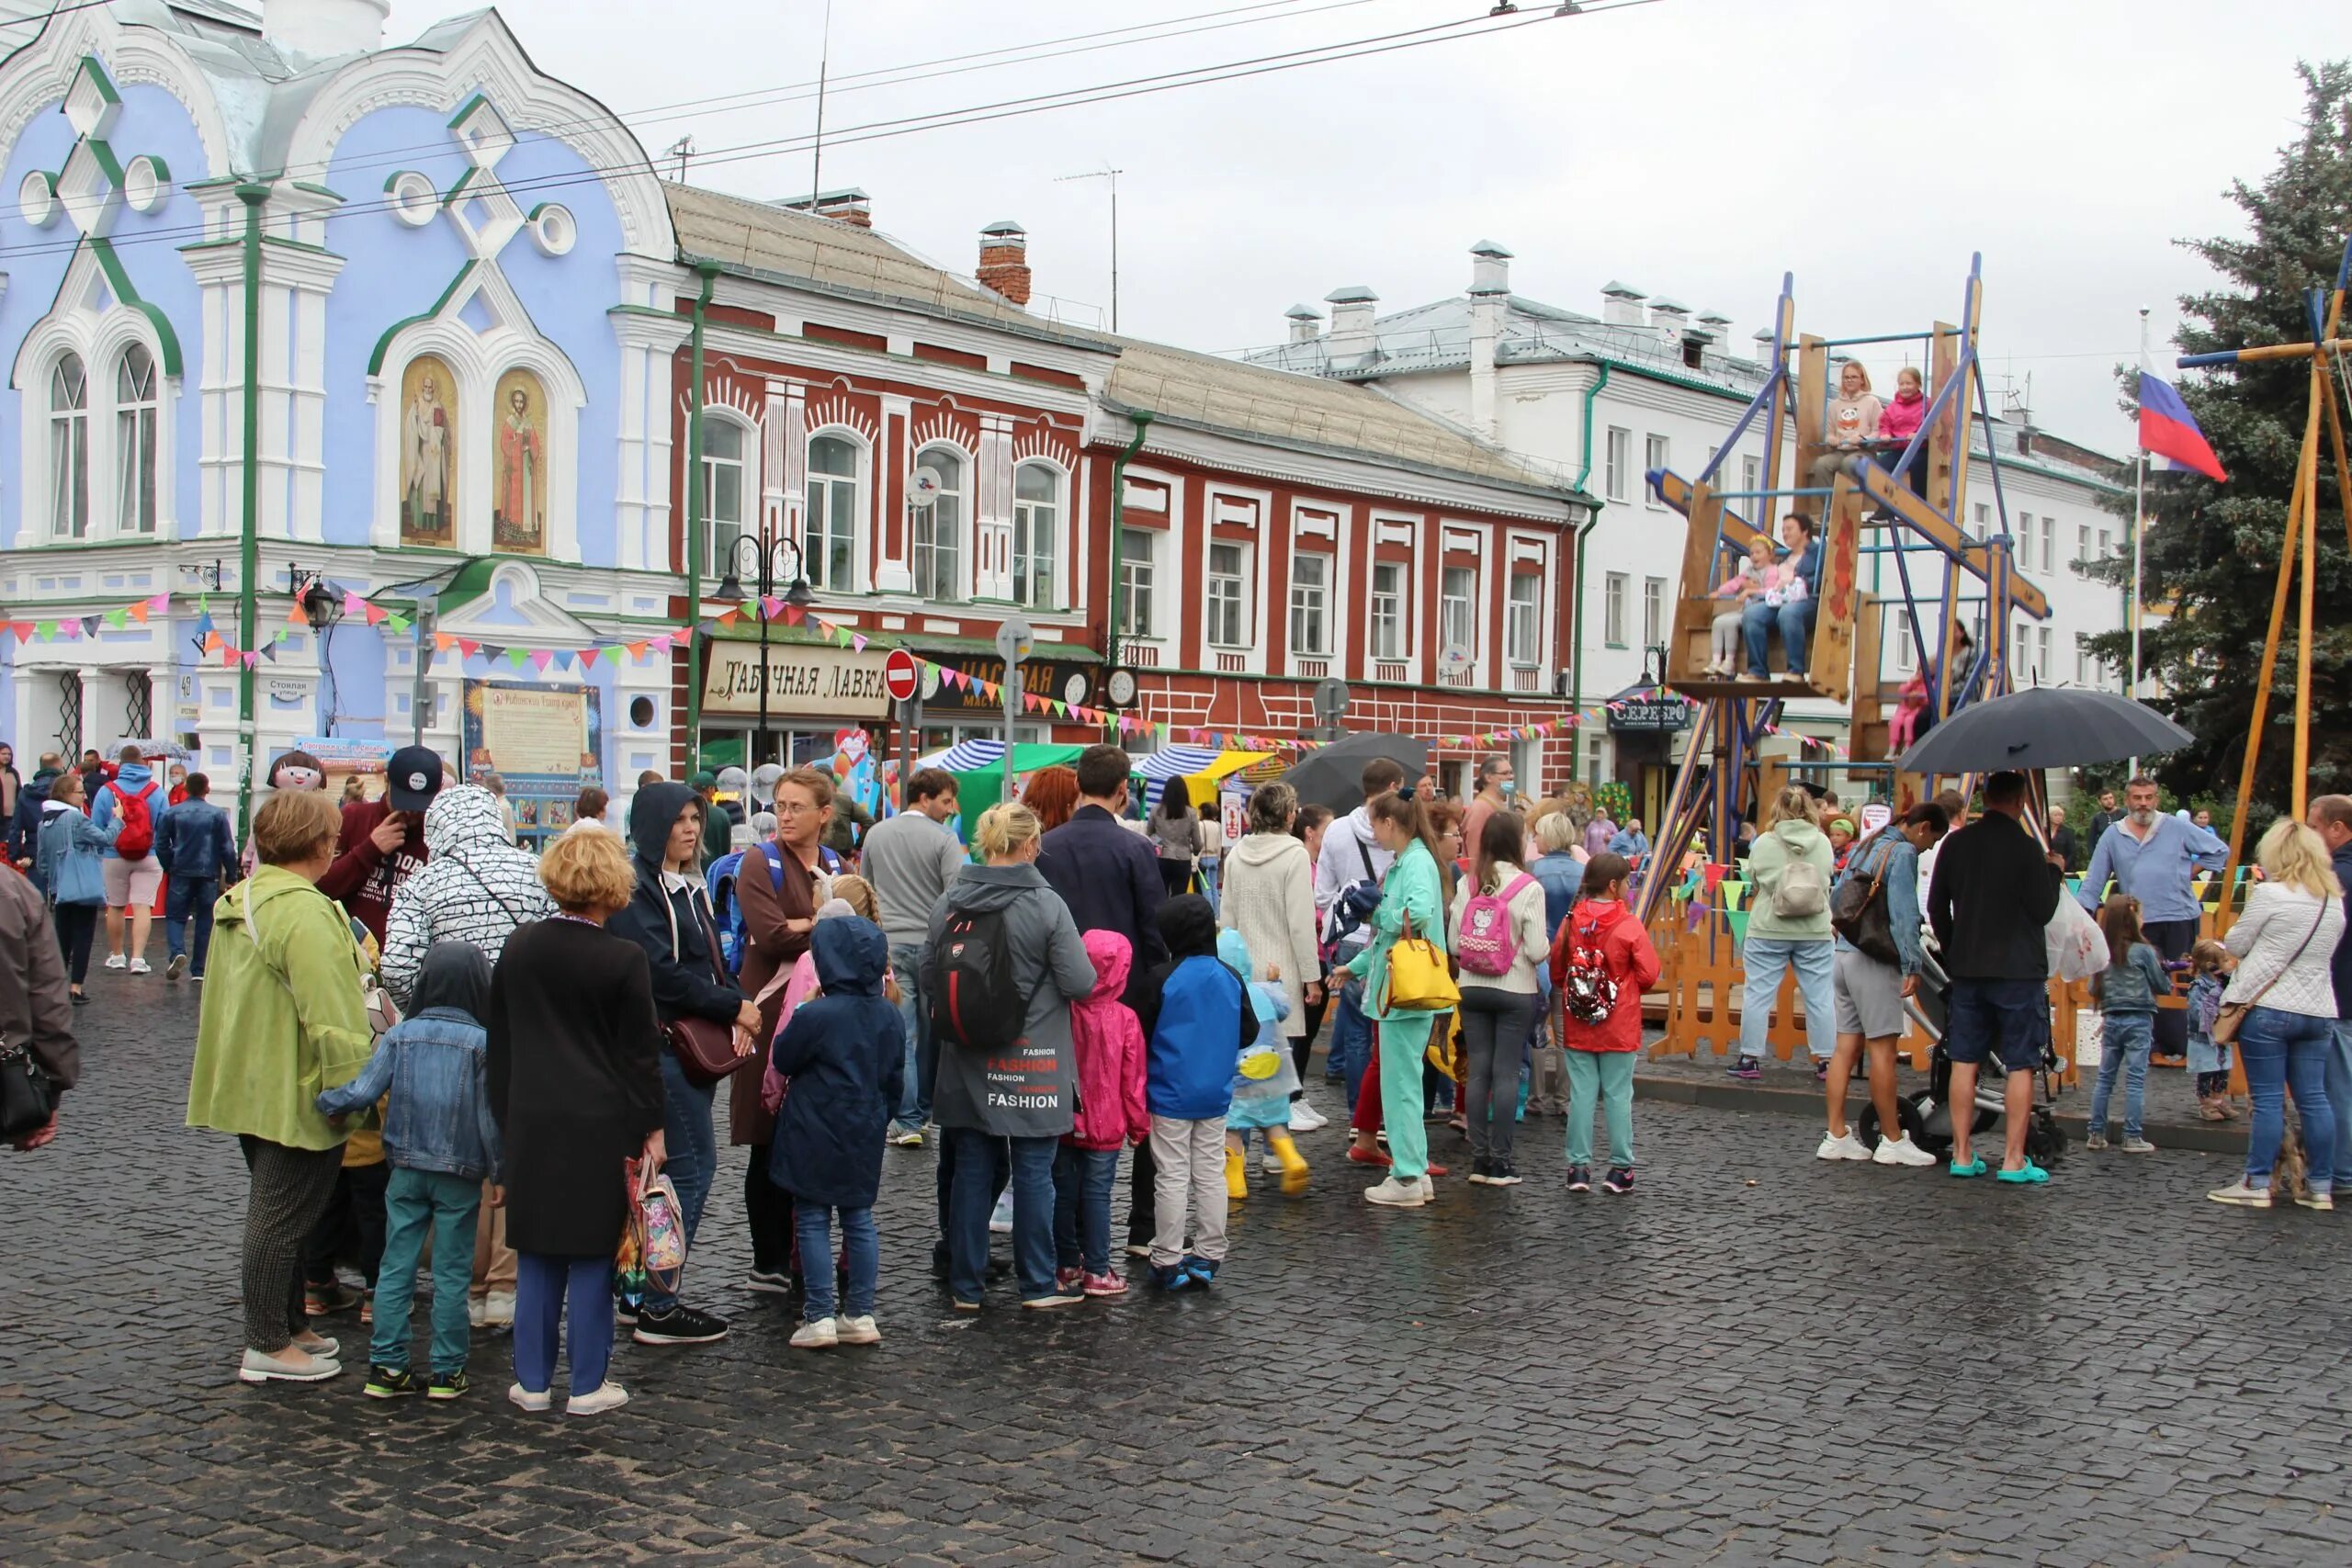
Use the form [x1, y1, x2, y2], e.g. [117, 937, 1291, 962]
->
[2209, 819, 2345, 1210]
[925, 802, 1095, 1308]
[1733, 785, 1837, 1082]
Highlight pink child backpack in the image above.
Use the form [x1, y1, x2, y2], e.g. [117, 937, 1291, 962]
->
[1456, 873, 1536, 977]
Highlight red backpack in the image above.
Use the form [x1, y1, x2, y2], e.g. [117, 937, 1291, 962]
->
[107, 782, 158, 862]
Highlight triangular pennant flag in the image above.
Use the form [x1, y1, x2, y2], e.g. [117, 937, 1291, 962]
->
[384, 614, 411, 635]
[650, 634, 674, 654]
[219, 647, 237, 668]
[506, 649, 530, 670]
[145, 593, 169, 613]
[850, 634, 868, 652]
[761, 595, 784, 621]
[80, 616, 101, 637]
[104, 609, 128, 629]
[578, 648, 599, 670]
[259, 642, 278, 662]
[360, 600, 390, 626]
[550, 650, 574, 671]
[344, 591, 368, 618]
[529, 649, 554, 671]
[458, 638, 481, 658]
[288, 601, 310, 626]
[784, 607, 806, 627]
[242, 652, 260, 671]
[36, 620, 58, 639]
[126, 602, 151, 625]
[435, 631, 458, 652]
[626, 641, 649, 660]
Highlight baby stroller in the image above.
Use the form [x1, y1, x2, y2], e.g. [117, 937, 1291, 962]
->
[1853, 953, 2069, 1167]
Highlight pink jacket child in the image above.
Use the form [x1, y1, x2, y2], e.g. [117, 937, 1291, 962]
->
[1069, 930, 1149, 1152]
[760, 898, 852, 1115]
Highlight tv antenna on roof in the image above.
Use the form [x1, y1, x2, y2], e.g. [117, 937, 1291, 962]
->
[1057, 164, 1125, 333]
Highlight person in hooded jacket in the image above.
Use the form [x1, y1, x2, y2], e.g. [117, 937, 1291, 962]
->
[1132, 895, 1253, 1287]
[379, 784, 553, 1010]
[606, 782, 759, 1347]
[9, 751, 63, 871]
[1550, 853, 1661, 1194]
[768, 915, 904, 1349]
[1730, 787, 1838, 1082]
[1053, 930, 1149, 1299]
[91, 744, 166, 974]
[1219, 783, 1323, 1134]
[926, 802, 1095, 1311]
[35, 771, 121, 1002]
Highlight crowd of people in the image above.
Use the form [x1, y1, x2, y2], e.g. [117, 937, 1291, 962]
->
[5, 731, 2348, 1417]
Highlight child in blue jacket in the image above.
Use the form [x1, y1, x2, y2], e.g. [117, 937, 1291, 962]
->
[1132, 896, 1252, 1290]
[316, 942, 501, 1401]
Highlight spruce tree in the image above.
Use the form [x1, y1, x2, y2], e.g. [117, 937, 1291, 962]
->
[2087, 61, 2352, 818]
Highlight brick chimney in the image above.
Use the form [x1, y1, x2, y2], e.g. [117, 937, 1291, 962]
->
[775, 187, 873, 229]
[976, 220, 1031, 306]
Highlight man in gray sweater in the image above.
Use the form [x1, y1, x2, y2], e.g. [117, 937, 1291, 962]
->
[862, 768, 970, 1143]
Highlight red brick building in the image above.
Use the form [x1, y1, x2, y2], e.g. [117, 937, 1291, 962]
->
[661, 186, 1593, 794]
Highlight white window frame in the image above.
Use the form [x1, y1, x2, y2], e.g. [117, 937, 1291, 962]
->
[911, 443, 968, 603]
[2097, 525, 2112, 561]
[12, 265, 181, 547]
[1205, 540, 1251, 648]
[1604, 571, 1628, 647]
[1604, 426, 1631, 503]
[1642, 575, 1666, 649]
[1506, 573, 1541, 666]
[1440, 565, 1476, 658]
[2076, 521, 2091, 564]
[1118, 525, 1157, 638]
[1894, 608, 1916, 672]
[803, 429, 865, 593]
[114, 344, 158, 536]
[1741, 454, 1761, 496]
[699, 415, 751, 581]
[2038, 626, 2052, 680]
[48, 353, 88, 539]
[1369, 560, 1408, 660]
[1973, 502, 1991, 540]
[1644, 434, 1669, 508]
[1011, 459, 1063, 610]
[1289, 551, 1331, 656]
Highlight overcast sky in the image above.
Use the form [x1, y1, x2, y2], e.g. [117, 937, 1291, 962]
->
[408, 0, 2348, 452]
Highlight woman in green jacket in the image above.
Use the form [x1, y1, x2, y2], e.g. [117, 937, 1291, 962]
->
[187, 790, 377, 1385]
[1732, 786, 1838, 1081]
[1346, 786, 1453, 1209]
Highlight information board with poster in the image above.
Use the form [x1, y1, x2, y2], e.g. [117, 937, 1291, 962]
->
[461, 681, 603, 847]
[1859, 801, 1891, 838]
[291, 737, 390, 804]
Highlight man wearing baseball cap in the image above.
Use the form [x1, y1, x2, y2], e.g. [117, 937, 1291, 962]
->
[318, 746, 443, 945]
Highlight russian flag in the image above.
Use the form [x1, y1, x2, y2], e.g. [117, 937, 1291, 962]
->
[2137, 373, 2227, 482]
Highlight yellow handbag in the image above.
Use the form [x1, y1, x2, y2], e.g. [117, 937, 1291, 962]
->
[1378, 915, 1461, 1013]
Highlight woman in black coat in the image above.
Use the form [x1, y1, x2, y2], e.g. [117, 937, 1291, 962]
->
[487, 829, 664, 1416]
[605, 782, 755, 1346]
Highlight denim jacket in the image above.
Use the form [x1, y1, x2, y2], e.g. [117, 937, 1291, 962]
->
[314, 1009, 502, 1180]
[156, 798, 239, 884]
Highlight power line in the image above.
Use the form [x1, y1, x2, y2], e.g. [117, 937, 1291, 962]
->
[2, 1, 1644, 265]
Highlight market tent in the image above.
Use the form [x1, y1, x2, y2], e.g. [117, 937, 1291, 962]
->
[932, 740, 1085, 821]
[1136, 748, 1275, 812]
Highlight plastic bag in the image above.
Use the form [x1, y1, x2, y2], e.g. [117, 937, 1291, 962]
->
[2045, 895, 2109, 984]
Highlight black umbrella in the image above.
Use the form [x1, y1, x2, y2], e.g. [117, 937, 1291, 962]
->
[1274, 731, 1431, 814]
[1897, 687, 2195, 775]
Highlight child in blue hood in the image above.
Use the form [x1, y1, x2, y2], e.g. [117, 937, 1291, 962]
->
[767, 912, 904, 1349]
[1133, 896, 1253, 1289]
[1216, 928, 1307, 1199]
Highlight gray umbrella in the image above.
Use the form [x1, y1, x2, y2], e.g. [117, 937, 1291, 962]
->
[1274, 732, 1431, 813]
[1897, 687, 2195, 775]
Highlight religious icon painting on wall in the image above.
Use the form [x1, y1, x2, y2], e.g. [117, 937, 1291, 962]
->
[493, 367, 548, 555]
[399, 355, 458, 545]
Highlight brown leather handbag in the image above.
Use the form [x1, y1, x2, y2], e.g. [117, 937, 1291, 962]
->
[659, 884, 751, 1086]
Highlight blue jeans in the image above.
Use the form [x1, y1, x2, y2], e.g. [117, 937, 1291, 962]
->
[2325, 1019, 2352, 1190]
[1052, 1144, 1120, 1276]
[2240, 1007, 2336, 1194]
[369, 1167, 481, 1374]
[2088, 1010, 2154, 1140]
[646, 1050, 716, 1312]
[1739, 937, 1835, 1061]
[888, 941, 932, 1132]
[514, 1252, 613, 1397]
[795, 1203, 877, 1323]
[945, 1128, 1057, 1302]
[1329, 974, 1373, 1103]
[164, 876, 219, 974]
[1742, 596, 1818, 678]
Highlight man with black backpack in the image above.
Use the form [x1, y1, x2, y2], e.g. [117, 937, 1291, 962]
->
[1818, 802, 1948, 1167]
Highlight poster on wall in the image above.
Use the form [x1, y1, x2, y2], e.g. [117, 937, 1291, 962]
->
[462, 681, 602, 846]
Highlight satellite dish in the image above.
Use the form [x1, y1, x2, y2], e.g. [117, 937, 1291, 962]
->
[749, 762, 785, 807]
[907, 468, 944, 505]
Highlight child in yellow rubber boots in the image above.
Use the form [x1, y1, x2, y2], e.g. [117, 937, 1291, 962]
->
[1217, 929, 1308, 1199]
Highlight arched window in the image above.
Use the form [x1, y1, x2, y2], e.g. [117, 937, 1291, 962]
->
[115, 344, 158, 536]
[1012, 461, 1059, 609]
[805, 434, 860, 592]
[700, 418, 746, 575]
[49, 354, 88, 538]
[911, 445, 964, 603]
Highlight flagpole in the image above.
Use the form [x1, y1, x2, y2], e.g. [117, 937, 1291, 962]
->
[2129, 306, 2149, 776]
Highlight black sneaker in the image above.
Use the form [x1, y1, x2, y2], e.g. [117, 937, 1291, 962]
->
[1566, 1164, 1592, 1193]
[363, 1363, 421, 1399]
[426, 1370, 470, 1401]
[632, 1303, 729, 1345]
[1467, 1156, 1493, 1186]
[1601, 1167, 1636, 1195]
[612, 1296, 639, 1326]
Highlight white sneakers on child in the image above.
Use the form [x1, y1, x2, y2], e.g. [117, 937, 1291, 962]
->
[1288, 1100, 1329, 1132]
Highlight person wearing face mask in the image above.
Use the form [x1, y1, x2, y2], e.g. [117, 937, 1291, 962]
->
[1461, 754, 1516, 864]
[2080, 775, 2227, 1066]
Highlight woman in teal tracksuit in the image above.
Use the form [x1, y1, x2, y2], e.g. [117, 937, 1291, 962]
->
[1346, 786, 1452, 1209]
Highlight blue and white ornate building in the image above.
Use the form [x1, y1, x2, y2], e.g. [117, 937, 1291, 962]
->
[0, 0, 683, 795]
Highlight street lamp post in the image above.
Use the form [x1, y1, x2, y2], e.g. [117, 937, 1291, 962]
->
[715, 525, 816, 768]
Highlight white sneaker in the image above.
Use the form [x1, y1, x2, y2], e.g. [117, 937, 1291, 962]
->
[988, 1191, 1014, 1235]
[103, 953, 127, 970]
[507, 1382, 552, 1412]
[481, 1290, 515, 1326]
[790, 1317, 839, 1349]
[1261, 1156, 1285, 1175]
[1816, 1130, 1872, 1162]
[1872, 1134, 1937, 1168]
[837, 1314, 882, 1345]
[469, 1296, 488, 1329]
[565, 1382, 629, 1416]
[237, 1347, 340, 1383]
[1288, 1101, 1329, 1132]
[129, 957, 152, 975]
[1415, 1175, 1436, 1201]
[1363, 1176, 1427, 1208]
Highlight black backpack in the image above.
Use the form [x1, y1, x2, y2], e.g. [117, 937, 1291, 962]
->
[927, 907, 1023, 1053]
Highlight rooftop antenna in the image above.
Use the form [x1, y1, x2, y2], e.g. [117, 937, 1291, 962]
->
[664, 135, 695, 184]
[1057, 164, 1124, 332]
[809, 0, 836, 210]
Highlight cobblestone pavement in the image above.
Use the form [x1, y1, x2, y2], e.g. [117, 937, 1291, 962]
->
[6, 970, 2349, 1566]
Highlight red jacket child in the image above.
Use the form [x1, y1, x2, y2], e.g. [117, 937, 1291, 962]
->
[1548, 894, 1661, 1055]
[1068, 929, 1149, 1151]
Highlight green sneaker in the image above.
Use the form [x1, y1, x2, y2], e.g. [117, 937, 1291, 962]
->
[426, 1370, 470, 1401]
[1996, 1159, 2051, 1185]
[363, 1364, 420, 1399]
[1948, 1155, 1986, 1179]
